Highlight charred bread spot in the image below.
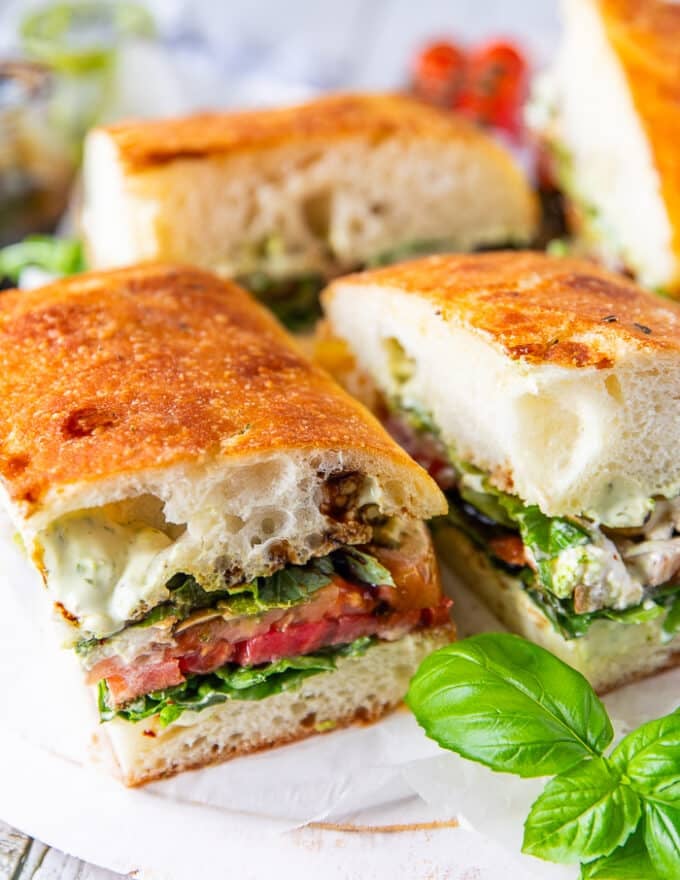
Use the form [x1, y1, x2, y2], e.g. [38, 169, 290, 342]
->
[62, 406, 119, 439]
[20, 485, 41, 504]
[4, 453, 30, 477]
[507, 340, 614, 369]
[142, 729, 157, 738]
[55, 601, 79, 624]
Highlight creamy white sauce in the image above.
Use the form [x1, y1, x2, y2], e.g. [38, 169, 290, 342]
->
[40, 512, 174, 639]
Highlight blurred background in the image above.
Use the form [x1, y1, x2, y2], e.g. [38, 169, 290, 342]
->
[0, 0, 559, 249]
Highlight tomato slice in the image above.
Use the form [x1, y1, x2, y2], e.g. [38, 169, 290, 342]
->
[411, 39, 466, 107]
[457, 40, 529, 138]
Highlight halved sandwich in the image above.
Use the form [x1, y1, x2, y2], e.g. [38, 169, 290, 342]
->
[320, 250, 680, 693]
[529, 0, 680, 294]
[0, 264, 452, 785]
[81, 92, 537, 330]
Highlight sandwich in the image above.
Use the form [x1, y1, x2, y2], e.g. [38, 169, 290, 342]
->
[0, 264, 453, 785]
[319, 250, 680, 693]
[529, 0, 680, 294]
[81, 93, 537, 330]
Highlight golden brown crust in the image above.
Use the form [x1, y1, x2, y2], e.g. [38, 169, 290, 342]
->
[0, 264, 438, 512]
[596, 651, 680, 696]
[100, 92, 513, 172]
[598, 0, 680, 289]
[325, 251, 680, 368]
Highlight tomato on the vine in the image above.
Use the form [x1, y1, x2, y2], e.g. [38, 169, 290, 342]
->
[457, 40, 529, 138]
[411, 40, 466, 107]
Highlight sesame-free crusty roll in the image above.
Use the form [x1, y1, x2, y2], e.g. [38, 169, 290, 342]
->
[320, 250, 680, 692]
[530, 0, 680, 294]
[0, 263, 452, 784]
[82, 92, 537, 329]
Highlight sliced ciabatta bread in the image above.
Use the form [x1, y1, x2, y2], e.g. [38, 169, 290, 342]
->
[82, 93, 536, 330]
[0, 263, 453, 784]
[321, 250, 680, 522]
[320, 251, 680, 692]
[531, 0, 680, 293]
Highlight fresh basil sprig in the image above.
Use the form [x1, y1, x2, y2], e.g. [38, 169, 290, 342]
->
[406, 633, 680, 879]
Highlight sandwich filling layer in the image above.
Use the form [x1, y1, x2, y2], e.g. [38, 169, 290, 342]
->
[239, 238, 466, 331]
[385, 403, 680, 643]
[40, 490, 449, 727]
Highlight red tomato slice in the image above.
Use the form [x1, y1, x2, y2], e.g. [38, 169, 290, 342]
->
[458, 40, 529, 138]
[411, 39, 466, 107]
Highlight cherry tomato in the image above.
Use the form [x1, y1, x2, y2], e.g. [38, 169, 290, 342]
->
[411, 40, 466, 107]
[457, 40, 529, 138]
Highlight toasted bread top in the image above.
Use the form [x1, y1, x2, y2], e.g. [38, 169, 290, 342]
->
[98, 92, 516, 172]
[0, 264, 442, 516]
[599, 0, 680, 285]
[324, 251, 680, 369]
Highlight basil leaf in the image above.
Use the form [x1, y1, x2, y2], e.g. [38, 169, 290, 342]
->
[334, 547, 395, 587]
[580, 828, 660, 879]
[134, 602, 178, 629]
[643, 802, 680, 880]
[252, 557, 334, 606]
[523, 757, 640, 863]
[135, 559, 335, 626]
[611, 711, 680, 807]
[406, 633, 613, 777]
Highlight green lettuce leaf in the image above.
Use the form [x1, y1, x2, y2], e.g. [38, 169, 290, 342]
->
[240, 271, 324, 332]
[0, 236, 84, 282]
[526, 585, 680, 641]
[663, 594, 680, 640]
[99, 636, 375, 726]
[366, 238, 459, 268]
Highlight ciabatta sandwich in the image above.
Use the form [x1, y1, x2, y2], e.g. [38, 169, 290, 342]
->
[529, 0, 680, 294]
[320, 251, 680, 693]
[81, 93, 537, 329]
[0, 264, 452, 785]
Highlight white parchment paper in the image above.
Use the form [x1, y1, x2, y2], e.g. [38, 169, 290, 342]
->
[0, 506, 677, 879]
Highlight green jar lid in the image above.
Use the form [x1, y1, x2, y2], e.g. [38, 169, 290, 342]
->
[21, 2, 155, 74]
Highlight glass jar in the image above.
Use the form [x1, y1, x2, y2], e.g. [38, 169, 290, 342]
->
[0, 61, 74, 246]
[21, 2, 155, 149]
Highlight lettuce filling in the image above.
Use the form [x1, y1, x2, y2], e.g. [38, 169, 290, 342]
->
[77, 546, 395, 657]
[98, 636, 375, 726]
[391, 400, 680, 640]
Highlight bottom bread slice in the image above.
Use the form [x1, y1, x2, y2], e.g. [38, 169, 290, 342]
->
[435, 525, 680, 694]
[103, 625, 454, 786]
